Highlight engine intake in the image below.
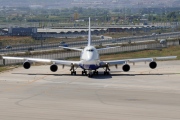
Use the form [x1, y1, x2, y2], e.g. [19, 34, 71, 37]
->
[149, 61, 157, 69]
[50, 64, 58, 72]
[23, 62, 31, 69]
[122, 64, 130, 72]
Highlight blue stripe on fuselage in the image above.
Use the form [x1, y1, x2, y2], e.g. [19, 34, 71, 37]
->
[79, 64, 99, 70]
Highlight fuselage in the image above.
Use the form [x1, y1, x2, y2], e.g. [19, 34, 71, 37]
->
[79, 46, 100, 70]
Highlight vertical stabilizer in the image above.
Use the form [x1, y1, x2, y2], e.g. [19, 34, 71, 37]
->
[88, 17, 91, 46]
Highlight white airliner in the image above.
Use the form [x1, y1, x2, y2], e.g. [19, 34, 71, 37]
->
[2, 18, 177, 77]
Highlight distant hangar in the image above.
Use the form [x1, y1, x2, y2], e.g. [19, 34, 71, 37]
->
[2, 26, 155, 36]
[37, 28, 107, 34]
[37, 26, 153, 34]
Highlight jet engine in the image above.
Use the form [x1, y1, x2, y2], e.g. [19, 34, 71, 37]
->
[149, 61, 157, 69]
[23, 61, 31, 69]
[122, 64, 130, 72]
[50, 64, 58, 72]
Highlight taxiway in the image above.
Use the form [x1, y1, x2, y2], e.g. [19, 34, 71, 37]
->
[0, 61, 180, 120]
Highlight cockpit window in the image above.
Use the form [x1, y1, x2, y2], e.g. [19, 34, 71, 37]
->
[86, 49, 94, 52]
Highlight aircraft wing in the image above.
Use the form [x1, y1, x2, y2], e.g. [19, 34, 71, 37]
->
[2, 56, 80, 66]
[102, 56, 177, 66]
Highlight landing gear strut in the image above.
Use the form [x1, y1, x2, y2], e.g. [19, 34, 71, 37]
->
[70, 64, 76, 75]
[82, 70, 87, 75]
[93, 70, 99, 75]
[104, 64, 110, 75]
[71, 71, 76, 75]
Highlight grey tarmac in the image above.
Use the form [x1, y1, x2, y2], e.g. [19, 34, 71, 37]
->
[0, 60, 180, 120]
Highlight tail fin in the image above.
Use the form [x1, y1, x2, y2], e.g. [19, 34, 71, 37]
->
[88, 17, 91, 46]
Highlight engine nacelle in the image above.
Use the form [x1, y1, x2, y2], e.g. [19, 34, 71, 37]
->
[23, 61, 31, 69]
[50, 64, 58, 72]
[122, 64, 130, 72]
[149, 61, 157, 69]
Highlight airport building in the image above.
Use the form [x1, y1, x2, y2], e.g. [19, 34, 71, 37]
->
[3, 26, 155, 39]
[8, 27, 37, 36]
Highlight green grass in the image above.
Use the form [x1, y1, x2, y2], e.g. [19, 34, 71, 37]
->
[0, 66, 12, 72]
[0, 67, 6, 72]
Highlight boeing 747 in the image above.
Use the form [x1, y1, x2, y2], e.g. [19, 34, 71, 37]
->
[3, 18, 177, 77]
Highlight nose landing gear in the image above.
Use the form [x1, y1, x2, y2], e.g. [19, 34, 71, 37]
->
[88, 70, 93, 78]
[87, 70, 98, 78]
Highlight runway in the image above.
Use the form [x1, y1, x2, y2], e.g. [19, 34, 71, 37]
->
[0, 60, 180, 120]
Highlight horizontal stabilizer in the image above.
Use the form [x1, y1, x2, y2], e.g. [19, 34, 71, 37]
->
[59, 46, 83, 51]
[97, 46, 121, 51]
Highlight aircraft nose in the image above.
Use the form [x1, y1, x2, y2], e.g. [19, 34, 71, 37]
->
[86, 54, 93, 61]
[86, 57, 93, 61]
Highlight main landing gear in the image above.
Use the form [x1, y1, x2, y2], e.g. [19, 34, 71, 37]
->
[104, 64, 110, 75]
[93, 70, 99, 75]
[70, 65, 76, 75]
[82, 70, 87, 75]
[70, 64, 111, 77]
[71, 71, 76, 75]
